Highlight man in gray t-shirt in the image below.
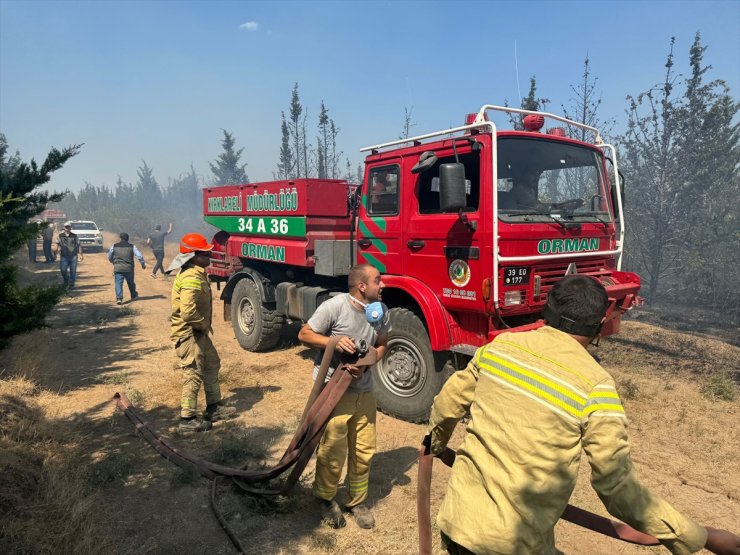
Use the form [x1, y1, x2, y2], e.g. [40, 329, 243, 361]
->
[298, 263, 389, 530]
[307, 292, 388, 392]
[147, 222, 173, 278]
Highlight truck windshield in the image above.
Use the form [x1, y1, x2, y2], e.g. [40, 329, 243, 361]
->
[70, 223, 98, 230]
[496, 137, 611, 222]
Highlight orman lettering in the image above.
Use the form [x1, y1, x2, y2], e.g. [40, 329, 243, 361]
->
[240, 242, 286, 262]
[537, 238, 600, 254]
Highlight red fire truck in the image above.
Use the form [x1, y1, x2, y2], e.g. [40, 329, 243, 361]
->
[203, 105, 641, 422]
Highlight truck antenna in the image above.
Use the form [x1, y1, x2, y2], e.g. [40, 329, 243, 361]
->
[514, 40, 522, 101]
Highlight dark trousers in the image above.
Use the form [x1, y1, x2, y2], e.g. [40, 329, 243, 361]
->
[28, 240, 37, 262]
[114, 271, 138, 301]
[152, 250, 165, 275]
[43, 239, 55, 262]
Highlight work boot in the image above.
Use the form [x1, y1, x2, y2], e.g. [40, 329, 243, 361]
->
[318, 499, 346, 529]
[178, 418, 212, 433]
[204, 402, 237, 422]
[348, 503, 375, 529]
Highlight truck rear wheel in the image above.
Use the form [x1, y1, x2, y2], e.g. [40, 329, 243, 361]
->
[372, 308, 450, 423]
[230, 278, 284, 351]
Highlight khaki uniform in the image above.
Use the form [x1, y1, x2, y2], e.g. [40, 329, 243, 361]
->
[429, 326, 707, 555]
[314, 390, 376, 506]
[170, 266, 221, 418]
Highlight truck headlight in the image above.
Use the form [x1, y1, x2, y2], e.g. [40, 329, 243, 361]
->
[504, 290, 523, 306]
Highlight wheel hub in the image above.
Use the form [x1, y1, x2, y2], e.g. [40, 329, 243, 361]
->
[238, 297, 255, 334]
[379, 338, 426, 398]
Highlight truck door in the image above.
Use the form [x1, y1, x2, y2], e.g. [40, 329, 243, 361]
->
[357, 163, 403, 276]
[404, 148, 485, 312]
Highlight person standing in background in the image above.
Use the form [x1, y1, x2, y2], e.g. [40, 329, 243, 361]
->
[53, 223, 83, 290]
[147, 222, 173, 278]
[169, 232, 235, 432]
[42, 222, 55, 263]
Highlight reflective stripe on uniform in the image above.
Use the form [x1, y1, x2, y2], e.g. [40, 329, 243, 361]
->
[174, 277, 204, 291]
[314, 483, 337, 498]
[583, 386, 624, 418]
[477, 347, 625, 423]
[349, 477, 369, 494]
[478, 351, 586, 421]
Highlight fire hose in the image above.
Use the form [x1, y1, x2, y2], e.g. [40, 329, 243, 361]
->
[417, 445, 661, 554]
[113, 336, 375, 553]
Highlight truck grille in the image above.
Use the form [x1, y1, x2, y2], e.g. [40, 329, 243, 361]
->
[532, 259, 612, 302]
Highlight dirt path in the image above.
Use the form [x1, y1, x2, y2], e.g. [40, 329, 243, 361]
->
[1, 235, 738, 554]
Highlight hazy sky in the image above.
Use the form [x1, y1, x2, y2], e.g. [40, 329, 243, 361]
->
[1, 0, 738, 194]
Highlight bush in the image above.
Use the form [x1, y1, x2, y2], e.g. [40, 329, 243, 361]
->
[700, 371, 737, 401]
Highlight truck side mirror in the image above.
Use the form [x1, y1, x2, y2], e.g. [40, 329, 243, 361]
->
[611, 170, 625, 215]
[439, 163, 466, 212]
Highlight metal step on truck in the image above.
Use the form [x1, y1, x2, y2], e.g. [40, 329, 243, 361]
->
[202, 105, 641, 422]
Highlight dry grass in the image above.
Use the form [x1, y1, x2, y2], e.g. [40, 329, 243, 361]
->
[1, 249, 738, 554]
[0, 377, 108, 554]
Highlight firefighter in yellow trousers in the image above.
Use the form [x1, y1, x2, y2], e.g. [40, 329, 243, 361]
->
[169, 233, 235, 433]
[426, 275, 740, 555]
[298, 264, 389, 530]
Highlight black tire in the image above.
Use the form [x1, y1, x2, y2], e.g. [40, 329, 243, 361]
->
[230, 278, 284, 351]
[372, 307, 450, 423]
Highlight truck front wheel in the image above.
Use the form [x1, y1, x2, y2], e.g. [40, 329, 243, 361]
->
[230, 278, 284, 351]
[372, 308, 450, 423]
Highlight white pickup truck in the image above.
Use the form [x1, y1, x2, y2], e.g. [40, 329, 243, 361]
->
[65, 220, 104, 252]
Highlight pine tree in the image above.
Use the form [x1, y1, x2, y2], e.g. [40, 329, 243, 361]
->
[210, 130, 249, 186]
[621, 38, 684, 304]
[328, 120, 342, 179]
[137, 161, 162, 206]
[562, 56, 615, 142]
[504, 76, 550, 130]
[399, 106, 417, 140]
[0, 134, 81, 347]
[286, 84, 311, 178]
[165, 165, 201, 228]
[317, 101, 330, 179]
[673, 33, 740, 316]
[276, 112, 294, 179]
[288, 84, 305, 177]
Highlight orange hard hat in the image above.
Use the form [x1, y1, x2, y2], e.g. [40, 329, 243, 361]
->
[179, 232, 213, 254]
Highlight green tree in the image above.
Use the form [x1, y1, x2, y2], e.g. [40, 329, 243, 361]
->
[287, 83, 310, 178]
[210, 130, 249, 186]
[0, 134, 81, 347]
[164, 165, 202, 230]
[673, 33, 740, 316]
[315, 101, 342, 179]
[621, 38, 684, 304]
[317, 101, 329, 178]
[505, 76, 550, 130]
[562, 56, 615, 142]
[136, 160, 162, 209]
[275, 112, 294, 179]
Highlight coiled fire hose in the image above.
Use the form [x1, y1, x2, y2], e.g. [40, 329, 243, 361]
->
[417, 444, 660, 554]
[114, 336, 376, 553]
